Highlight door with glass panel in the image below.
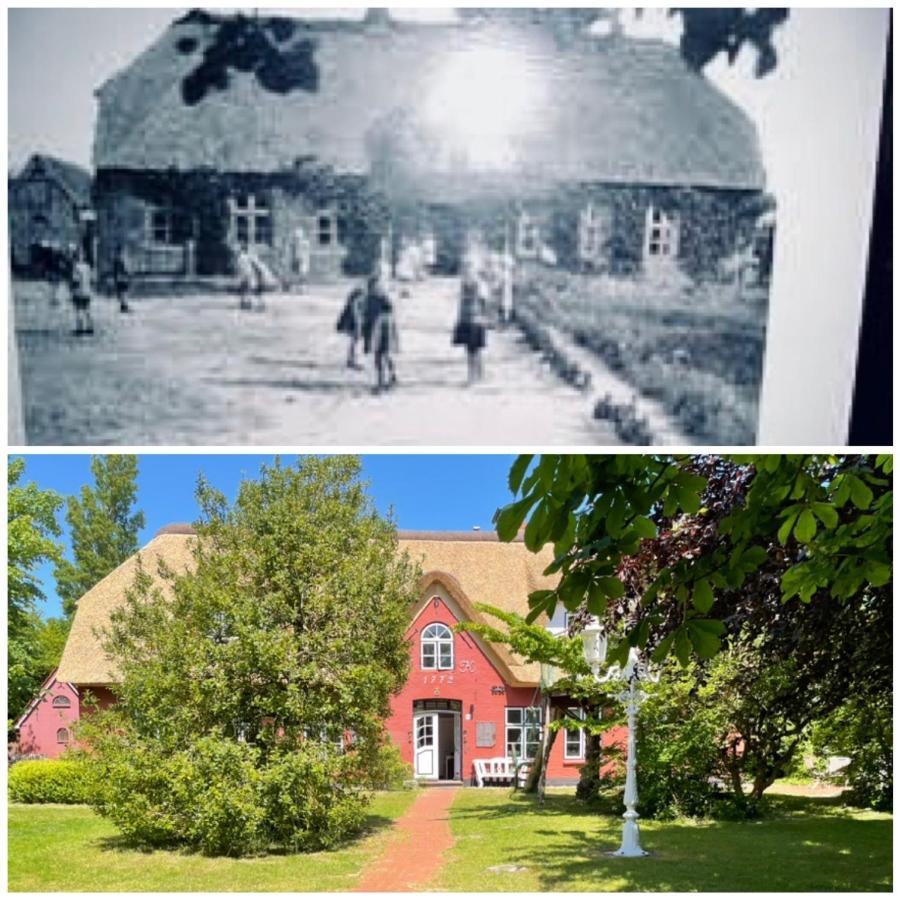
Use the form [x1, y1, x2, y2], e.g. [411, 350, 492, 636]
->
[414, 713, 438, 779]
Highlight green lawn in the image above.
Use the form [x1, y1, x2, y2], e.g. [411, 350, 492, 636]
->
[436, 789, 893, 892]
[8, 791, 417, 892]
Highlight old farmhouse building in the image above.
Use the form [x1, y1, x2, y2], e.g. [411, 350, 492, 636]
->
[11, 669, 80, 759]
[92, 10, 771, 287]
[8, 154, 93, 274]
[50, 526, 618, 785]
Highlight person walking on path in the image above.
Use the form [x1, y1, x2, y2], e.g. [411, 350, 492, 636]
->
[453, 259, 489, 384]
[70, 249, 95, 336]
[336, 282, 367, 369]
[112, 244, 131, 313]
[364, 266, 399, 394]
[235, 243, 256, 311]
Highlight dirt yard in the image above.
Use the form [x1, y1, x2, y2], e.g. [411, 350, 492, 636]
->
[13, 278, 616, 446]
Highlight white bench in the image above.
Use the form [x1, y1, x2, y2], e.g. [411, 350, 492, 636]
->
[473, 757, 531, 788]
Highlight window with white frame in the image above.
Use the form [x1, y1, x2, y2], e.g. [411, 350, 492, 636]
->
[229, 193, 272, 247]
[578, 204, 604, 261]
[316, 209, 336, 247]
[517, 212, 539, 258]
[505, 707, 542, 760]
[421, 622, 454, 670]
[644, 205, 680, 261]
[146, 205, 185, 246]
[564, 707, 586, 760]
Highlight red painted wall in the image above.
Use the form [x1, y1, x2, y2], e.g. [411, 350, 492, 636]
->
[386, 591, 622, 784]
[14, 676, 80, 759]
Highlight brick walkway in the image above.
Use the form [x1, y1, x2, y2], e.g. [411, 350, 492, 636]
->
[354, 788, 459, 892]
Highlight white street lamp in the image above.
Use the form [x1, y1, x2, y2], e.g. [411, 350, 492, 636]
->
[581, 625, 658, 858]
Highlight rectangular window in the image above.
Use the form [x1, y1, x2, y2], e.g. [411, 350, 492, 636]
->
[564, 708, 586, 760]
[505, 707, 542, 760]
[645, 206, 679, 261]
[317, 212, 334, 247]
[230, 193, 272, 247]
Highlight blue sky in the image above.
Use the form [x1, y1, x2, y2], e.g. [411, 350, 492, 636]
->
[15, 454, 518, 620]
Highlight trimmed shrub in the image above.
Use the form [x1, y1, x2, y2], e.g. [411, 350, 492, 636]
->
[87, 730, 373, 856]
[8, 758, 92, 804]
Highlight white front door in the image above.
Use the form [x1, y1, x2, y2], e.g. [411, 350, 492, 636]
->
[414, 713, 439, 779]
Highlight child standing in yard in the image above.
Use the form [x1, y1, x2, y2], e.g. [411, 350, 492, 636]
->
[365, 267, 399, 393]
[235, 244, 256, 310]
[112, 245, 131, 313]
[336, 283, 367, 369]
[453, 260, 489, 384]
[70, 249, 94, 336]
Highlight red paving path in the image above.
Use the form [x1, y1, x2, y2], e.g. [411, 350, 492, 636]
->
[354, 788, 459, 892]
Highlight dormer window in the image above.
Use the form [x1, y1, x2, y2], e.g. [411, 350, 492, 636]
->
[421, 622, 454, 670]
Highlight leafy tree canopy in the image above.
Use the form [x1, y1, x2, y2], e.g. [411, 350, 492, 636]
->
[55, 455, 145, 618]
[8, 458, 63, 724]
[494, 455, 892, 667]
[83, 456, 419, 855]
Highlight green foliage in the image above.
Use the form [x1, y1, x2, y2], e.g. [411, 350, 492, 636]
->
[629, 659, 735, 819]
[365, 738, 415, 790]
[84, 456, 418, 855]
[9, 758, 92, 804]
[85, 731, 366, 856]
[808, 697, 892, 812]
[495, 455, 892, 666]
[8, 458, 62, 630]
[55, 455, 145, 618]
[8, 459, 63, 723]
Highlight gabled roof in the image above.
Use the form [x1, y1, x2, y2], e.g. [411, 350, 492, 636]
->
[94, 14, 765, 192]
[13, 668, 76, 730]
[56, 527, 558, 687]
[17, 154, 92, 207]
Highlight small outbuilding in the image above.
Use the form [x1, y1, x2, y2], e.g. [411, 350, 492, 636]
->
[8, 154, 93, 274]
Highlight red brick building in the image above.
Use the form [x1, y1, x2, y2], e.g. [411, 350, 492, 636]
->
[54, 527, 610, 784]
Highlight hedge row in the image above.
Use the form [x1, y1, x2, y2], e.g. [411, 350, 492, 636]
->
[8, 758, 92, 804]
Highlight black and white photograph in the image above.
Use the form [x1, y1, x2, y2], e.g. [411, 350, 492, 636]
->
[7, 7, 890, 446]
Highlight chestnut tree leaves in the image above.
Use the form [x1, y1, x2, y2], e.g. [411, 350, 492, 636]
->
[494, 455, 892, 666]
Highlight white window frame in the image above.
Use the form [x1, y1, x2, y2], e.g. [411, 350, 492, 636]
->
[421, 622, 454, 671]
[316, 208, 337, 248]
[146, 205, 180, 247]
[229, 193, 272, 248]
[517, 212, 540, 259]
[579, 204, 604, 261]
[644, 205, 680, 262]
[564, 707, 586, 760]
[505, 706, 542, 761]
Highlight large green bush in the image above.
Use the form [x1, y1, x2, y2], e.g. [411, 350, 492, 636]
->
[8, 758, 91, 804]
[87, 731, 372, 856]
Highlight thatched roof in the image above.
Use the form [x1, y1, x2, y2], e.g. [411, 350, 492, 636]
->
[56, 527, 558, 688]
[94, 14, 765, 192]
[17, 154, 92, 207]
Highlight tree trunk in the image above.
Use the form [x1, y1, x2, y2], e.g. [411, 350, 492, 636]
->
[576, 729, 603, 802]
[538, 726, 559, 805]
[523, 696, 554, 794]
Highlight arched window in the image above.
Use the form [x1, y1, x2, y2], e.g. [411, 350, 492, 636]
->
[421, 622, 454, 670]
[52, 695, 71, 709]
[56, 728, 70, 744]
